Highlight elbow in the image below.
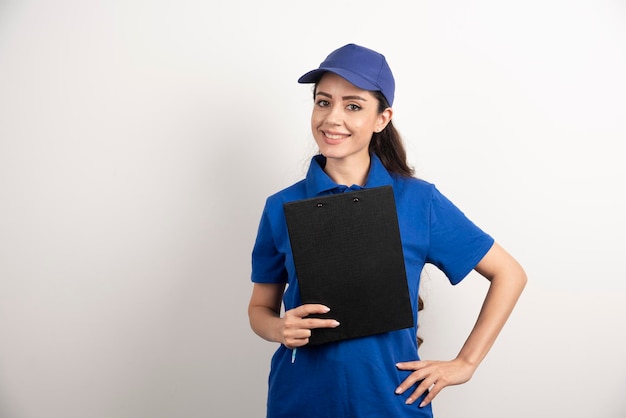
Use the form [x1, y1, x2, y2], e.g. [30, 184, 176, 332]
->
[485, 256, 528, 294]
[513, 257, 528, 290]
[502, 260, 528, 297]
[520, 267, 528, 288]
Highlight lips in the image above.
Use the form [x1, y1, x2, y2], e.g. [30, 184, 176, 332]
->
[322, 130, 350, 144]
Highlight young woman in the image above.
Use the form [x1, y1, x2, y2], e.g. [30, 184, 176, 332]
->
[248, 43, 527, 418]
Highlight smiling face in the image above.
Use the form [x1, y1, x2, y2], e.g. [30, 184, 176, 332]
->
[311, 73, 392, 167]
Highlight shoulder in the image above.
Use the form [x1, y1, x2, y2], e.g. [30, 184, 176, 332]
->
[392, 174, 437, 197]
[264, 179, 308, 209]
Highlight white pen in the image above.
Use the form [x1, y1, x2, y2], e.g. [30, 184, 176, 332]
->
[291, 348, 297, 364]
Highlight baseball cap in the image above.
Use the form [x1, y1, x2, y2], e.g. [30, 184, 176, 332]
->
[297, 43, 395, 106]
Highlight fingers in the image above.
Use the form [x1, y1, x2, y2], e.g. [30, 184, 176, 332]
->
[395, 359, 474, 407]
[284, 328, 313, 349]
[414, 381, 444, 408]
[290, 304, 331, 317]
[395, 360, 425, 371]
[407, 378, 437, 407]
[282, 304, 340, 348]
[395, 367, 437, 407]
[286, 304, 340, 329]
[394, 361, 429, 398]
[302, 317, 341, 330]
[284, 322, 339, 348]
[395, 361, 438, 406]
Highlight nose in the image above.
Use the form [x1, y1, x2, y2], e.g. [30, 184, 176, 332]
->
[324, 105, 343, 126]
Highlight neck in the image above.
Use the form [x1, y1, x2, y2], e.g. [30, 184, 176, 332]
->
[323, 154, 371, 187]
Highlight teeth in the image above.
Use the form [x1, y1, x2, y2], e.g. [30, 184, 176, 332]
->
[325, 133, 345, 140]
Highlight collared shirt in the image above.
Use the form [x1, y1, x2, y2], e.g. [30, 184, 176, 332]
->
[251, 153, 494, 418]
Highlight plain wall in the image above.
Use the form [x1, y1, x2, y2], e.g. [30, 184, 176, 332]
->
[1, 1, 625, 417]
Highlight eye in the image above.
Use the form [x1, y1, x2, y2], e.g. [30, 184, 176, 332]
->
[346, 103, 361, 111]
[316, 99, 330, 107]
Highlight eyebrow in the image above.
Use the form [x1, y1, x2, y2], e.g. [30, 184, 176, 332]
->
[315, 91, 368, 101]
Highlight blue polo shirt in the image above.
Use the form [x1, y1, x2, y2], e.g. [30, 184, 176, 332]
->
[251, 154, 494, 418]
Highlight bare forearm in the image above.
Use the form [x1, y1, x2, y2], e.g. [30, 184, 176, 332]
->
[249, 305, 284, 343]
[395, 243, 527, 407]
[248, 298, 340, 349]
[456, 267, 527, 370]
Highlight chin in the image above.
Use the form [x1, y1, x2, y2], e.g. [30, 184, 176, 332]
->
[317, 148, 345, 159]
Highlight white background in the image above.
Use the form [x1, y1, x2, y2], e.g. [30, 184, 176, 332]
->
[1, 1, 625, 417]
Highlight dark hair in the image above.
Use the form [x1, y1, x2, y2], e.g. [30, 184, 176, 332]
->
[369, 91, 415, 177]
[369, 92, 425, 346]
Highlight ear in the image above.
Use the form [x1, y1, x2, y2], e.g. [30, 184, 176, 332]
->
[375, 107, 393, 133]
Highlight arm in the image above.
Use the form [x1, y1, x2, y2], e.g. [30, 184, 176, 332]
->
[395, 242, 527, 406]
[248, 283, 340, 348]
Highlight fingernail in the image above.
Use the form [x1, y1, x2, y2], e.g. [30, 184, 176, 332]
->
[332, 321, 340, 327]
[419, 401, 426, 408]
[405, 397, 413, 405]
[395, 387, 402, 394]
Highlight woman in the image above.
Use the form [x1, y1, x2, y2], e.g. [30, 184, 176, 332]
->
[248, 43, 527, 417]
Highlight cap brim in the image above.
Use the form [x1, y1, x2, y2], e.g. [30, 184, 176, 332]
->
[297, 67, 379, 94]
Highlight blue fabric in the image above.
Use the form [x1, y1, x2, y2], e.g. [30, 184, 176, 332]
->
[251, 154, 494, 418]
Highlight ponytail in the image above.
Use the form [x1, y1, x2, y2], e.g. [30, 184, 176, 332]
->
[369, 91, 414, 177]
[370, 91, 424, 347]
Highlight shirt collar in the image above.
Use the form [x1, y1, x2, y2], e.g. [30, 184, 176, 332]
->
[305, 153, 394, 196]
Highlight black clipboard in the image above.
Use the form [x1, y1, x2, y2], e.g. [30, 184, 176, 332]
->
[283, 186, 414, 345]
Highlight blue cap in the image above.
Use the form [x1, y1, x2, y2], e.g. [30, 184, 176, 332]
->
[298, 43, 395, 106]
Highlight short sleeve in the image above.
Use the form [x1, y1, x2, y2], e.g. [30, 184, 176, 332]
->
[426, 187, 494, 284]
[251, 204, 288, 284]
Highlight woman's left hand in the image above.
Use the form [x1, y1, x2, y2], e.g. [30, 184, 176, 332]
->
[395, 358, 476, 407]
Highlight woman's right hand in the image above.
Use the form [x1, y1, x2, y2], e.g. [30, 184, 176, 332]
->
[281, 304, 340, 348]
[248, 284, 340, 347]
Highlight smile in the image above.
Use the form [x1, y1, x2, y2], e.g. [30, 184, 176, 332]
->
[323, 131, 350, 141]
